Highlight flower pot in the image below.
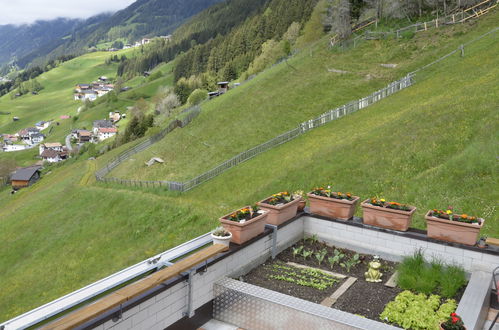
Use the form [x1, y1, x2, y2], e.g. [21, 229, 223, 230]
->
[307, 193, 360, 220]
[219, 207, 268, 245]
[361, 199, 416, 231]
[297, 200, 306, 212]
[440, 323, 466, 330]
[211, 231, 232, 247]
[425, 211, 485, 246]
[257, 197, 301, 226]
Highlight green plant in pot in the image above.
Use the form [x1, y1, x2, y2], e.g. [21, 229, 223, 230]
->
[440, 312, 466, 330]
[211, 226, 232, 247]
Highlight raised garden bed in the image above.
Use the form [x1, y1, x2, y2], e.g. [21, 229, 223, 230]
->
[241, 238, 467, 326]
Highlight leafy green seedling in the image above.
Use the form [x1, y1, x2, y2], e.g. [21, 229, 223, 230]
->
[340, 253, 361, 273]
[302, 249, 313, 259]
[292, 245, 303, 259]
[315, 248, 327, 266]
[327, 249, 345, 269]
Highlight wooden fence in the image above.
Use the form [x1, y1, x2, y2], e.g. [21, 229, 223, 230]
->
[337, 0, 497, 48]
[94, 106, 201, 183]
[96, 74, 414, 191]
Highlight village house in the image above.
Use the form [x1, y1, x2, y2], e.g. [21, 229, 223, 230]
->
[72, 130, 92, 143]
[17, 127, 44, 145]
[2, 144, 29, 152]
[74, 84, 91, 93]
[74, 90, 98, 101]
[93, 120, 117, 141]
[10, 166, 41, 190]
[35, 121, 50, 131]
[39, 142, 63, 155]
[2, 134, 18, 142]
[74, 80, 114, 102]
[40, 148, 68, 163]
[96, 127, 118, 142]
[109, 111, 121, 123]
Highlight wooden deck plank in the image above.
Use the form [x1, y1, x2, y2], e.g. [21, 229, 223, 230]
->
[42, 244, 228, 330]
[487, 237, 499, 247]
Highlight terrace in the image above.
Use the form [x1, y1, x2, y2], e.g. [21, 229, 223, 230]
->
[1, 210, 498, 330]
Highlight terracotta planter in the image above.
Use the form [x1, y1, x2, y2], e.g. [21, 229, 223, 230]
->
[257, 197, 301, 226]
[297, 200, 306, 212]
[361, 199, 416, 231]
[425, 211, 485, 246]
[211, 232, 232, 247]
[307, 193, 360, 220]
[219, 207, 268, 245]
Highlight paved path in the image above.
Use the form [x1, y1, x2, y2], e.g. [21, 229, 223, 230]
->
[65, 134, 73, 152]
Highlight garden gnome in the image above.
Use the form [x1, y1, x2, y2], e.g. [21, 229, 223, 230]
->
[365, 255, 383, 282]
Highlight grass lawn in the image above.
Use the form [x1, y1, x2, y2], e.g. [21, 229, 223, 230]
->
[0, 12, 497, 323]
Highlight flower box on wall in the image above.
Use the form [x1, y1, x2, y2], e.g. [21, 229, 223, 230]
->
[425, 210, 485, 246]
[257, 192, 301, 226]
[307, 188, 359, 220]
[219, 206, 268, 245]
[361, 198, 416, 231]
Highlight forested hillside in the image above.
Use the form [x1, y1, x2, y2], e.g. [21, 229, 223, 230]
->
[2, 0, 224, 71]
[118, 0, 318, 101]
[0, 18, 84, 69]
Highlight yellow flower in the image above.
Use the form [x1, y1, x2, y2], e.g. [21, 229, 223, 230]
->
[446, 210, 452, 215]
[380, 198, 385, 202]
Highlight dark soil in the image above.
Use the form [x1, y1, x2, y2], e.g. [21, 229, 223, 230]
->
[242, 238, 468, 324]
[242, 238, 402, 321]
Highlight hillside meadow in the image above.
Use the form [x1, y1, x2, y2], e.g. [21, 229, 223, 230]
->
[0, 11, 497, 323]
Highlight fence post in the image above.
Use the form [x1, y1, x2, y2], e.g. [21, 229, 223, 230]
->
[460, 44, 464, 57]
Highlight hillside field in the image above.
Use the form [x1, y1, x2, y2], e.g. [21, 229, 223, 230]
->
[0, 11, 497, 323]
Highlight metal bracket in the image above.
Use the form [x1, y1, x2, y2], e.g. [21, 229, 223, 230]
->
[111, 304, 123, 322]
[265, 224, 278, 259]
[182, 269, 195, 318]
[198, 260, 208, 274]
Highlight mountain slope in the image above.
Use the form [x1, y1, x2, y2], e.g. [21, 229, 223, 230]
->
[5, 0, 224, 69]
[0, 10, 497, 322]
[0, 18, 83, 68]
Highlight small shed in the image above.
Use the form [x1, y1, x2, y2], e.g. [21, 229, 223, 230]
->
[11, 166, 42, 190]
[217, 82, 229, 94]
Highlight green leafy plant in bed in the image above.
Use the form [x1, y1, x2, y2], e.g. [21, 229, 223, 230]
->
[396, 250, 466, 298]
[380, 290, 456, 330]
[267, 263, 338, 290]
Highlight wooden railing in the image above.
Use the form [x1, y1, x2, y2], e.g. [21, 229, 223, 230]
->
[42, 244, 228, 330]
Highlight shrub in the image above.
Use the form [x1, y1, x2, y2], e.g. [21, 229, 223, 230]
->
[187, 89, 208, 106]
[380, 290, 457, 330]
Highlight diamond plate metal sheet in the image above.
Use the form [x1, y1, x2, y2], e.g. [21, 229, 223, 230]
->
[213, 278, 400, 330]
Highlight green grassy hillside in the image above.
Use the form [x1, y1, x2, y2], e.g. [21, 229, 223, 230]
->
[0, 48, 173, 168]
[109, 12, 498, 182]
[0, 12, 497, 323]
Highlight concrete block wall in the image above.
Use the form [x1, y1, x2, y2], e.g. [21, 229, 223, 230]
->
[303, 215, 499, 273]
[96, 218, 304, 330]
[97, 281, 188, 330]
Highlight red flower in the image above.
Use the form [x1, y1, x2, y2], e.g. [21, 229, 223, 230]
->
[451, 316, 459, 323]
[451, 313, 457, 317]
